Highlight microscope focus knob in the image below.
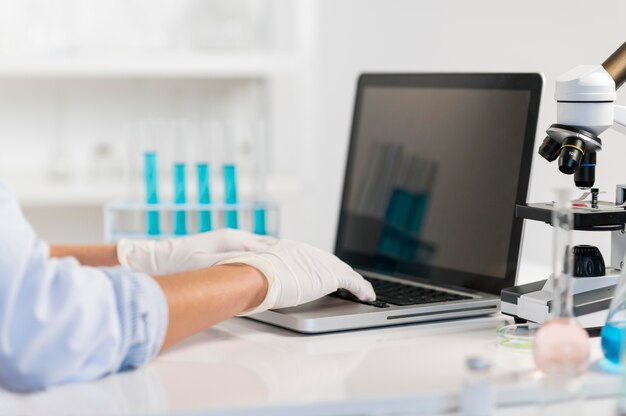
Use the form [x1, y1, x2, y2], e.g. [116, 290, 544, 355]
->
[573, 245, 606, 277]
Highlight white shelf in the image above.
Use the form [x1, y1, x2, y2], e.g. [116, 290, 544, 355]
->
[0, 52, 299, 79]
[13, 179, 127, 207]
[10, 175, 302, 207]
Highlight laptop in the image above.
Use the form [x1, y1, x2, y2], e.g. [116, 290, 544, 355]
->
[251, 73, 543, 333]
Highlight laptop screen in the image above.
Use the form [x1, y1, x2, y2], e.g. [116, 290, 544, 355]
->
[335, 74, 542, 294]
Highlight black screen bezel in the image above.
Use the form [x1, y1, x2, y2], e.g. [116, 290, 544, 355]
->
[333, 73, 542, 295]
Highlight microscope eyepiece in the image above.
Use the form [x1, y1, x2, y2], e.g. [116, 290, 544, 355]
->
[538, 136, 561, 162]
[557, 137, 586, 175]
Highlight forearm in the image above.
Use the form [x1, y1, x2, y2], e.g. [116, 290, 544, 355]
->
[51, 245, 268, 351]
[50, 244, 119, 267]
[155, 264, 267, 351]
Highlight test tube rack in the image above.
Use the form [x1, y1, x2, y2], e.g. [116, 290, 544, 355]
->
[104, 200, 279, 242]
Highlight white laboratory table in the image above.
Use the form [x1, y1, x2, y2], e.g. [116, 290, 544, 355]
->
[0, 314, 621, 416]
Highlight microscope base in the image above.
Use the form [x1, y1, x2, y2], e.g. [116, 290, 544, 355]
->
[501, 272, 619, 326]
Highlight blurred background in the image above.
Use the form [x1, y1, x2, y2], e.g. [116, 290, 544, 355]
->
[0, 0, 624, 280]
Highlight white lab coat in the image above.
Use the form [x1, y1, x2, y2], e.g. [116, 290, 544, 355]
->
[0, 183, 167, 392]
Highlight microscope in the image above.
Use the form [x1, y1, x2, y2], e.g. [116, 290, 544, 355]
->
[501, 41, 626, 326]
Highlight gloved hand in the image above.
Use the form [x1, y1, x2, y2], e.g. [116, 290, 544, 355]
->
[117, 229, 277, 276]
[216, 239, 376, 315]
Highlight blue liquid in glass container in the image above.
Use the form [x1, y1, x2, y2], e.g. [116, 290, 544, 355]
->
[406, 192, 429, 235]
[144, 152, 160, 235]
[197, 163, 212, 232]
[253, 207, 267, 235]
[385, 188, 412, 228]
[173, 163, 187, 235]
[223, 164, 238, 229]
[601, 321, 626, 365]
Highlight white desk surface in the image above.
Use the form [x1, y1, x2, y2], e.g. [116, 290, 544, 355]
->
[0, 313, 621, 416]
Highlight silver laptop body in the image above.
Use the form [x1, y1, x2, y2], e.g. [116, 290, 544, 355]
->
[251, 73, 543, 333]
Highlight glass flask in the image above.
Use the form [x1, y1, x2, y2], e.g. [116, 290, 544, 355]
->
[533, 189, 590, 375]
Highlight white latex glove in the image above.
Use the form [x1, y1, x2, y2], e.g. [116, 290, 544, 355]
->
[216, 239, 376, 315]
[117, 229, 277, 276]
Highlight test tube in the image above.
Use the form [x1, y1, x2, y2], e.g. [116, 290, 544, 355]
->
[196, 120, 215, 233]
[144, 151, 160, 235]
[197, 162, 212, 232]
[221, 121, 239, 229]
[252, 121, 268, 235]
[223, 163, 238, 229]
[173, 162, 187, 235]
[253, 205, 267, 235]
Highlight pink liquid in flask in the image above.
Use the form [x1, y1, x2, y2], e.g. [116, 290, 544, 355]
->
[533, 317, 590, 374]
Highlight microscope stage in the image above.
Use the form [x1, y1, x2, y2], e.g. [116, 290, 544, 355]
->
[516, 202, 626, 230]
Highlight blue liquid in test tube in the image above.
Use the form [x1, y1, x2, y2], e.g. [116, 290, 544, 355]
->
[197, 163, 212, 232]
[253, 206, 267, 235]
[144, 152, 160, 236]
[223, 164, 238, 229]
[173, 163, 187, 235]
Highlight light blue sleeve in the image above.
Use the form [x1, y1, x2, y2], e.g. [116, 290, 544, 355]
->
[0, 183, 168, 392]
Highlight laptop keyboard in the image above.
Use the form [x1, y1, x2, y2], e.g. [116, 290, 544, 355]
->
[331, 276, 472, 308]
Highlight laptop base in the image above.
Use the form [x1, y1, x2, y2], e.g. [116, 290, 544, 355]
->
[248, 295, 499, 334]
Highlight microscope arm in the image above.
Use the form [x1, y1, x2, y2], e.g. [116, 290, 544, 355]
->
[603, 41, 626, 90]
[603, 42, 626, 129]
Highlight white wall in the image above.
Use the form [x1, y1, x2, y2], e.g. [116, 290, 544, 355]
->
[12, 0, 626, 284]
[301, 0, 626, 281]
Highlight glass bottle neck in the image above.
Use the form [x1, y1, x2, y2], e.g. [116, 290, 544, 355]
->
[551, 209, 574, 319]
[551, 266, 575, 319]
